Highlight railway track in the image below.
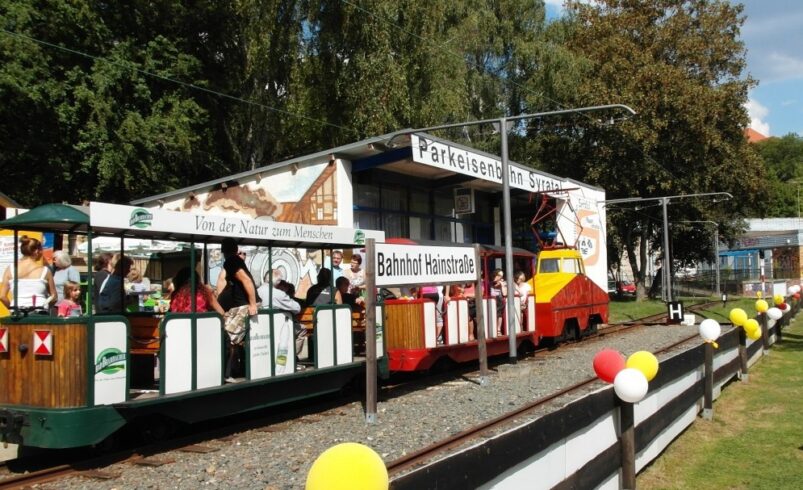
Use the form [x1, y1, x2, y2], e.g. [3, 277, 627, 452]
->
[387, 326, 704, 478]
[0, 304, 718, 489]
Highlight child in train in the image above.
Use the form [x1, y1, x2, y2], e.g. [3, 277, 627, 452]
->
[56, 280, 83, 317]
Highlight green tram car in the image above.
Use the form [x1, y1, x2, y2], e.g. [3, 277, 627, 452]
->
[0, 202, 386, 451]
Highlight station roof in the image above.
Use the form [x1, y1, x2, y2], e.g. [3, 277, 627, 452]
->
[131, 131, 602, 206]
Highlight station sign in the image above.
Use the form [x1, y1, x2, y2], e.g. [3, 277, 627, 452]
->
[89, 202, 385, 246]
[411, 134, 566, 194]
[0, 327, 7, 353]
[374, 243, 478, 287]
[33, 330, 53, 356]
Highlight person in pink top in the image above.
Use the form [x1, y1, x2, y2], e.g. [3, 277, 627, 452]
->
[56, 280, 83, 317]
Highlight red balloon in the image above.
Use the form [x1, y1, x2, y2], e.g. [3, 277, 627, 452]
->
[780, 303, 788, 310]
[593, 349, 626, 383]
[795, 293, 801, 300]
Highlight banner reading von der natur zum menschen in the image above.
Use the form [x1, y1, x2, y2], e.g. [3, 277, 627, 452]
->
[374, 243, 478, 287]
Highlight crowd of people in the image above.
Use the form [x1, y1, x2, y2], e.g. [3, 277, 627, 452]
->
[1, 237, 533, 380]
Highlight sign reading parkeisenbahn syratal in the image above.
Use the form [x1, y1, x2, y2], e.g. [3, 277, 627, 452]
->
[89, 202, 385, 245]
[374, 243, 478, 287]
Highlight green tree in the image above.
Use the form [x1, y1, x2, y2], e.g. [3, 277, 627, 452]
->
[528, 0, 767, 298]
[0, 0, 229, 205]
[753, 134, 803, 217]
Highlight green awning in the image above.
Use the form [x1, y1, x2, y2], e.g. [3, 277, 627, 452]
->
[0, 204, 90, 232]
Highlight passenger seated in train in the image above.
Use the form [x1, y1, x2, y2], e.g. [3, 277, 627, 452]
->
[257, 270, 306, 357]
[168, 267, 225, 315]
[449, 283, 477, 341]
[304, 268, 342, 307]
[336, 276, 364, 312]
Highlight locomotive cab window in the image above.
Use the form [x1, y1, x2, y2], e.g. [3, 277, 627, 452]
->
[562, 258, 583, 274]
[539, 258, 560, 273]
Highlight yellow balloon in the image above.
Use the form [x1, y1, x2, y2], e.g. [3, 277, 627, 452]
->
[306, 443, 388, 490]
[746, 324, 762, 341]
[755, 300, 769, 313]
[773, 294, 784, 306]
[728, 308, 748, 326]
[756, 291, 763, 298]
[743, 319, 760, 337]
[626, 351, 659, 382]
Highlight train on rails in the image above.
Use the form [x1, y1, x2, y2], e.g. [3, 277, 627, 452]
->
[0, 201, 606, 453]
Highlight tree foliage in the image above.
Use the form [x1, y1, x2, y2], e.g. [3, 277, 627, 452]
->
[524, 0, 767, 296]
[753, 134, 803, 218]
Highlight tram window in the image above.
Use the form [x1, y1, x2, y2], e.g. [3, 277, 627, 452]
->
[562, 258, 580, 273]
[354, 184, 379, 208]
[539, 259, 560, 273]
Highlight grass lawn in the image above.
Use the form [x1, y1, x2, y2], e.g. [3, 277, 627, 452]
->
[637, 311, 803, 489]
[608, 296, 759, 324]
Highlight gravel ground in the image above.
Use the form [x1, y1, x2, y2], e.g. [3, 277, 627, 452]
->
[29, 323, 708, 490]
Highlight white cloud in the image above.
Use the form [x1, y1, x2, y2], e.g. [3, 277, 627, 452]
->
[745, 98, 771, 136]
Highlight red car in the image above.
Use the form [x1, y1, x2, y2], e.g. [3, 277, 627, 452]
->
[617, 280, 636, 296]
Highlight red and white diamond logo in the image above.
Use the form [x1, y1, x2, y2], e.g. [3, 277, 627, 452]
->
[0, 327, 7, 353]
[33, 330, 53, 356]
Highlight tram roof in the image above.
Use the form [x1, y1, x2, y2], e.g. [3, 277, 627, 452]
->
[1, 202, 382, 249]
[0, 203, 90, 232]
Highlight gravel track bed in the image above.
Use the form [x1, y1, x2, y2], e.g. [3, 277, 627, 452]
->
[33, 323, 707, 489]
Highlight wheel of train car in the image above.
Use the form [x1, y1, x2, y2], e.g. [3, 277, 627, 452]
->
[564, 320, 581, 342]
[135, 415, 180, 444]
[429, 355, 457, 374]
[586, 318, 600, 337]
[90, 432, 120, 454]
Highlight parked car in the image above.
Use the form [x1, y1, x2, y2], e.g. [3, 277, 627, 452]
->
[617, 280, 636, 296]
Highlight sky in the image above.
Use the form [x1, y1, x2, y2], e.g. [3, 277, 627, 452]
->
[544, 0, 803, 138]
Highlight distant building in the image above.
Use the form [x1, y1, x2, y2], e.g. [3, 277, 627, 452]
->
[744, 127, 768, 143]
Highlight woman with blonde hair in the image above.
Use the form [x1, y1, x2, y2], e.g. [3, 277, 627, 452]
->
[0, 236, 57, 309]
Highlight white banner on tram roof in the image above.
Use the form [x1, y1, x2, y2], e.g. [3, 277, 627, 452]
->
[411, 134, 566, 194]
[374, 243, 478, 287]
[89, 202, 384, 245]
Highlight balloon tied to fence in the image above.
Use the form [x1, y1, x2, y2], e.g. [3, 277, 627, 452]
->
[699, 319, 721, 349]
[593, 349, 658, 403]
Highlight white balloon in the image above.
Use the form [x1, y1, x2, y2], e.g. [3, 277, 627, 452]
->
[767, 307, 783, 320]
[780, 303, 791, 312]
[614, 368, 649, 403]
[788, 285, 800, 294]
[699, 319, 721, 342]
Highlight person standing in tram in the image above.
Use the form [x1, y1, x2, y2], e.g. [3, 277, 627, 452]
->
[343, 254, 366, 296]
[52, 250, 80, 303]
[331, 250, 344, 281]
[0, 236, 57, 310]
[97, 254, 134, 313]
[217, 238, 260, 381]
[92, 252, 114, 312]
